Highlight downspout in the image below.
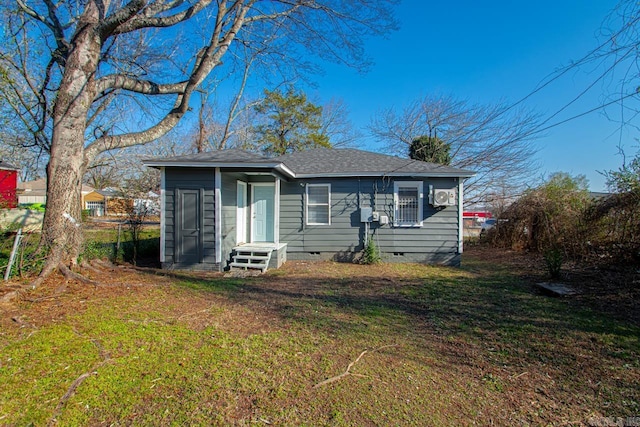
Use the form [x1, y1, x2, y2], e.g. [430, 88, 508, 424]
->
[274, 178, 280, 244]
[214, 168, 222, 265]
[458, 177, 464, 254]
[160, 167, 166, 264]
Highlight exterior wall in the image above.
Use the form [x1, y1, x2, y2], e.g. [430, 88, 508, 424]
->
[0, 170, 18, 208]
[280, 177, 462, 265]
[162, 168, 218, 270]
[159, 168, 462, 270]
[18, 194, 46, 205]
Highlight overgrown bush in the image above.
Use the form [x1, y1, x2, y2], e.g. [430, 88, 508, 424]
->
[489, 167, 640, 266]
[594, 154, 640, 262]
[489, 173, 590, 258]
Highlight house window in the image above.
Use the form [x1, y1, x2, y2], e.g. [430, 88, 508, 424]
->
[306, 184, 331, 225]
[85, 201, 105, 216]
[394, 181, 423, 227]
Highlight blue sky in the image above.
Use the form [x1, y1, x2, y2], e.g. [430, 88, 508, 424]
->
[305, 1, 632, 191]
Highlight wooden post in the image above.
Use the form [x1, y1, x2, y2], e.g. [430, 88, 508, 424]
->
[116, 223, 122, 260]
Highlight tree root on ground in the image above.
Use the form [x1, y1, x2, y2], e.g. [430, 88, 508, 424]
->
[58, 264, 100, 286]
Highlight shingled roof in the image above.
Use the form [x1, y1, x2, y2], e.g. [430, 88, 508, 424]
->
[274, 148, 473, 177]
[0, 160, 20, 171]
[145, 148, 270, 164]
[144, 148, 474, 178]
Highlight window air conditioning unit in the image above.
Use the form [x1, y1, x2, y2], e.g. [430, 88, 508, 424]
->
[431, 189, 456, 207]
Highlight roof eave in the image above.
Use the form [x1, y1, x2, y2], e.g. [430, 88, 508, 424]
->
[293, 172, 475, 179]
[143, 161, 296, 179]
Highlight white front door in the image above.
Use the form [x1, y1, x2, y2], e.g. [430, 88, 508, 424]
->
[236, 181, 248, 244]
[251, 184, 275, 243]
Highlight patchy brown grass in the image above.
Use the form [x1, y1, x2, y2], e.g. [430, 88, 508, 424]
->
[0, 246, 638, 426]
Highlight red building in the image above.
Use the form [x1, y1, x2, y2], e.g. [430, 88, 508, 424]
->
[0, 160, 20, 209]
[463, 211, 493, 231]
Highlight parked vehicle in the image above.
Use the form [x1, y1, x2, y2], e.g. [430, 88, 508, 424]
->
[480, 218, 497, 235]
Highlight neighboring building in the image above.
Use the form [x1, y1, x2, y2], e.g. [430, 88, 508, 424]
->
[462, 211, 493, 229]
[85, 188, 160, 216]
[18, 178, 97, 208]
[0, 160, 20, 208]
[145, 148, 474, 272]
[84, 190, 107, 216]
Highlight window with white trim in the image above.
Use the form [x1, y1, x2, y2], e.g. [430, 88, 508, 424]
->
[306, 184, 331, 225]
[85, 201, 105, 214]
[394, 181, 423, 227]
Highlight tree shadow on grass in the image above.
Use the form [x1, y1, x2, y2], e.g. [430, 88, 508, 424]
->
[154, 265, 639, 363]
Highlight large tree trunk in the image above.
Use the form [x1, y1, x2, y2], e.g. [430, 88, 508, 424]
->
[37, 9, 102, 282]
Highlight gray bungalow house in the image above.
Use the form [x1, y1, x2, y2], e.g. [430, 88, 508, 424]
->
[143, 148, 474, 272]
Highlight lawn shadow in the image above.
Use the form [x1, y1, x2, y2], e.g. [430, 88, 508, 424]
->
[151, 262, 639, 370]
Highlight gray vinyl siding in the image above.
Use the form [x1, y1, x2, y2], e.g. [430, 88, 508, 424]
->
[162, 168, 218, 270]
[280, 177, 461, 265]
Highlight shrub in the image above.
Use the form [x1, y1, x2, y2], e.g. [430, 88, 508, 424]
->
[543, 248, 563, 279]
[362, 237, 381, 265]
[20, 203, 45, 212]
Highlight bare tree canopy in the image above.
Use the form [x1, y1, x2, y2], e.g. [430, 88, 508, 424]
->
[369, 94, 541, 206]
[0, 0, 398, 282]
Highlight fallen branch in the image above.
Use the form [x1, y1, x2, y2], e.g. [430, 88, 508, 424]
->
[47, 361, 111, 427]
[47, 336, 112, 426]
[313, 344, 397, 389]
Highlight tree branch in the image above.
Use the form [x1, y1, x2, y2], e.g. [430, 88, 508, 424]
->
[94, 74, 188, 96]
[112, 0, 215, 34]
[97, 0, 146, 40]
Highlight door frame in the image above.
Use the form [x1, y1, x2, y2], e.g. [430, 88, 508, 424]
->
[249, 181, 280, 244]
[236, 180, 248, 244]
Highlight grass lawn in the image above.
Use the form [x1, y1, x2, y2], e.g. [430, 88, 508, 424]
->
[0, 247, 638, 425]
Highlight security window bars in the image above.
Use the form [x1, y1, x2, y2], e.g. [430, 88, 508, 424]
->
[306, 184, 331, 225]
[394, 181, 423, 227]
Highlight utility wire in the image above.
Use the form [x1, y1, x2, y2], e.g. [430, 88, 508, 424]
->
[527, 91, 639, 137]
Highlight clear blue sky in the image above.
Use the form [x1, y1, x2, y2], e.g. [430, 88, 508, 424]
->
[306, 1, 632, 191]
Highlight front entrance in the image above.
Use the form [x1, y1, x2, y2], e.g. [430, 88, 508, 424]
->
[251, 183, 275, 243]
[176, 188, 202, 263]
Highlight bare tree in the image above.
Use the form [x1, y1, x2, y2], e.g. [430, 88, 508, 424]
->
[369, 94, 540, 205]
[0, 0, 397, 282]
[320, 97, 362, 148]
[0, 132, 45, 181]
